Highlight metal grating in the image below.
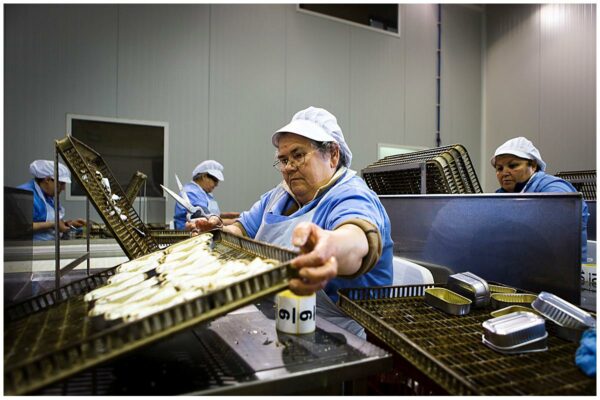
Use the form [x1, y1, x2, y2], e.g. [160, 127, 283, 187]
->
[56, 136, 158, 259]
[362, 162, 453, 195]
[34, 328, 256, 395]
[124, 171, 147, 205]
[362, 144, 482, 195]
[555, 170, 596, 201]
[150, 230, 193, 249]
[4, 231, 297, 395]
[452, 145, 482, 193]
[338, 284, 595, 396]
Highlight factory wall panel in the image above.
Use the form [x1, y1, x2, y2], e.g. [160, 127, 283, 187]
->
[484, 4, 596, 191]
[4, 4, 118, 194]
[348, 7, 407, 170]
[5, 4, 484, 224]
[117, 5, 210, 222]
[208, 4, 286, 213]
[538, 4, 596, 176]
[284, 6, 351, 157]
[484, 5, 540, 191]
[441, 5, 483, 180]
[403, 4, 438, 151]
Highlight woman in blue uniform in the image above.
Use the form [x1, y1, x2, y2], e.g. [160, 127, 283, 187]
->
[193, 106, 393, 338]
[174, 160, 239, 230]
[491, 137, 589, 262]
[17, 160, 86, 240]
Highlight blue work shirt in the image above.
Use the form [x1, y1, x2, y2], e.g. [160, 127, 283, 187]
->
[239, 171, 393, 303]
[17, 179, 67, 240]
[173, 182, 215, 230]
[17, 179, 58, 223]
[497, 171, 589, 262]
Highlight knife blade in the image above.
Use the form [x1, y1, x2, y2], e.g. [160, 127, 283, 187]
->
[160, 184, 200, 215]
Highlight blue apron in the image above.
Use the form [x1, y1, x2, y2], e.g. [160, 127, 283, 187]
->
[255, 169, 366, 339]
[33, 181, 65, 241]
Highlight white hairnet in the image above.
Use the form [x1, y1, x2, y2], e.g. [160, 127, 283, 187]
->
[192, 160, 224, 181]
[29, 160, 72, 183]
[272, 106, 353, 168]
[491, 137, 546, 171]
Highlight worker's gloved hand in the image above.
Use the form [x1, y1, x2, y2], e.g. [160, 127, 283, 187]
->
[188, 215, 223, 236]
[288, 222, 338, 296]
[575, 328, 596, 377]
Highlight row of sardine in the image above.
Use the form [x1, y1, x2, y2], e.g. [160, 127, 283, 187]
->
[85, 233, 277, 322]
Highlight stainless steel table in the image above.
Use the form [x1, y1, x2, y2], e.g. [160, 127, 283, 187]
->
[37, 298, 392, 395]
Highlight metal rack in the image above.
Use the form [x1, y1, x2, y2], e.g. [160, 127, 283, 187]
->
[55, 136, 159, 260]
[555, 169, 596, 201]
[149, 229, 193, 249]
[338, 284, 595, 395]
[4, 230, 297, 395]
[362, 144, 482, 195]
[124, 171, 147, 205]
[53, 148, 91, 290]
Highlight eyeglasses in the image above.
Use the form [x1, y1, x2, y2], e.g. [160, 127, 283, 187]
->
[272, 149, 316, 172]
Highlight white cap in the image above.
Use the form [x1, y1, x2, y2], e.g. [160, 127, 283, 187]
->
[272, 106, 352, 167]
[192, 160, 224, 181]
[29, 160, 72, 183]
[491, 137, 546, 172]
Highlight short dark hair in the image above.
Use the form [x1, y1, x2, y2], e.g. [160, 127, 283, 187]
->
[527, 159, 541, 171]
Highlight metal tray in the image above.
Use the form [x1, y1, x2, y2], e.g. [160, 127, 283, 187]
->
[361, 161, 454, 195]
[490, 305, 540, 318]
[481, 333, 548, 354]
[56, 136, 158, 259]
[452, 144, 482, 193]
[547, 321, 587, 343]
[439, 152, 468, 193]
[490, 293, 537, 310]
[489, 284, 517, 294]
[150, 229, 193, 249]
[361, 144, 482, 195]
[424, 288, 471, 315]
[447, 272, 490, 307]
[555, 170, 596, 201]
[532, 291, 596, 330]
[124, 171, 147, 205]
[337, 284, 595, 395]
[447, 148, 475, 193]
[482, 311, 546, 348]
[4, 230, 297, 395]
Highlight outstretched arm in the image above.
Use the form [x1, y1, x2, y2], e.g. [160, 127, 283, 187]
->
[288, 222, 368, 296]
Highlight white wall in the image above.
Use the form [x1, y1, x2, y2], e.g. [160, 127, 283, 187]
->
[5, 4, 483, 223]
[6, 4, 482, 222]
[483, 4, 596, 191]
[442, 5, 483, 178]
